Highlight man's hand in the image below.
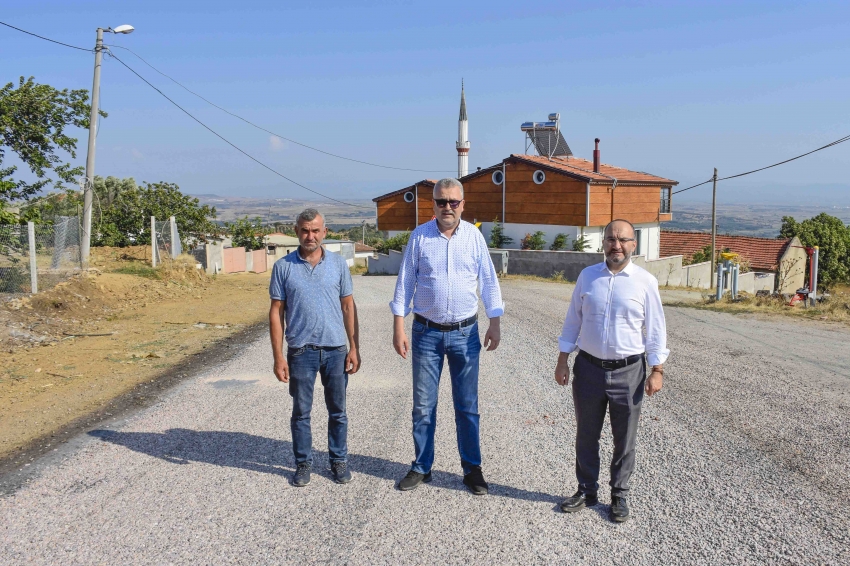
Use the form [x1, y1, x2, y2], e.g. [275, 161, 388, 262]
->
[345, 347, 361, 374]
[273, 357, 290, 383]
[393, 316, 410, 359]
[554, 352, 570, 386]
[483, 317, 501, 351]
[393, 328, 409, 359]
[645, 369, 663, 396]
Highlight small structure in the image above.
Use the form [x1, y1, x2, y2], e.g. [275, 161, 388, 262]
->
[322, 239, 356, 267]
[660, 231, 807, 294]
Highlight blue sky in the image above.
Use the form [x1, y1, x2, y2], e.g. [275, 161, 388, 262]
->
[2, 0, 849, 205]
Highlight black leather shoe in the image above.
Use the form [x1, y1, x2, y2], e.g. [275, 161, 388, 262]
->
[611, 495, 630, 522]
[560, 490, 599, 513]
[397, 470, 432, 491]
[462, 466, 489, 496]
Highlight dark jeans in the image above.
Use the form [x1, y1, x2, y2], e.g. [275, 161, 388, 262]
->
[287, 344, 349, 466]
[410, 320, 482, 475]
[572, 352, 646, 497]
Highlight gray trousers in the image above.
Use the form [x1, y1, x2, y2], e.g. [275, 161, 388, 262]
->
[572, 352, 646, 497]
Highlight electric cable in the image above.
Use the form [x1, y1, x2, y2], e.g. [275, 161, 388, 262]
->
[674, 134, 850, 194]
[0, 21, 91, 51]
[105, 44, 457, 173]
[106, 50, 372, 209]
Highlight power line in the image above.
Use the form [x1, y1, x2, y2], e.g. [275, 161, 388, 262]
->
[674, 134, 850, 195]
[6, 21, 849, 201]
[0, 20, 91, 52]
[106, 51, 373, 209]
[671, 178, 713, 195]
[106, 44, 457, 174]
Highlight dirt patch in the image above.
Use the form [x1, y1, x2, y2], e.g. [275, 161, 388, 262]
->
[0, 246, 272, 461]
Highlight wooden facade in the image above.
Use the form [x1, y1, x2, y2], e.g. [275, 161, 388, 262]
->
[374, 155, 676, 230]
[375, 181, 435, 232]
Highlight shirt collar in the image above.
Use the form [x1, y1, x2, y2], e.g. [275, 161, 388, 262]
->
[297, 246, 325, 264]
[432, 218, 463, 237]
[601, 258, 635, 276]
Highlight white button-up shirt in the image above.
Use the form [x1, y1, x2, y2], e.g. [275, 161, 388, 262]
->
[390, 219, 505, 324]
[559, 261, 669, 366]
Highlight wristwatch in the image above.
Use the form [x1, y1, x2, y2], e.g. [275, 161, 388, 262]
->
[651, 366, 664, 375]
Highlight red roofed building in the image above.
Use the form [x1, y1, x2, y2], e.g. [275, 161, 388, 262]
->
[373, 92, 677, 259]
[660, 230, 807, 293]
[374, 153, 677, 259]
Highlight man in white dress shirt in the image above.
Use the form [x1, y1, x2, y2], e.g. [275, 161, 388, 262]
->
[554, 219, 668, 522]
[390, 178, 504, 495]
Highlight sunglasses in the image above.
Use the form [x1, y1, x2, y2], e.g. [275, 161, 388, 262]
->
[434, 199, 463, 209]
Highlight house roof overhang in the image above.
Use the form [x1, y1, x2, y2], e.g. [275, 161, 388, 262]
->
[372, 180, 436, 202]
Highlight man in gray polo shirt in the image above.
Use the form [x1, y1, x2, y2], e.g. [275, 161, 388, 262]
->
[269, 208, 360, 487]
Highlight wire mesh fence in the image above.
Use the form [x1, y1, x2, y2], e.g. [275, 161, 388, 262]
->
[152, 216, 183, 266]
[0, 217, 82, 297]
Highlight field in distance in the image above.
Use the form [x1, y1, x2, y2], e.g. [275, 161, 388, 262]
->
[192, 194, 375, 226]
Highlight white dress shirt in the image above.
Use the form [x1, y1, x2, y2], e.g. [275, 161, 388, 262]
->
[559, 261, 669, 366]
[390, 219, 505, 324]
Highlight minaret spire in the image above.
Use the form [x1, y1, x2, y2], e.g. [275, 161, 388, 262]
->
[456, 80, 469, 178]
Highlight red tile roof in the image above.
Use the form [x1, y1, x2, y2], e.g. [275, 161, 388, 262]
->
[511, 154, 678, 186]
[354, 242, 376, 253]
[660, 230, 792, 271]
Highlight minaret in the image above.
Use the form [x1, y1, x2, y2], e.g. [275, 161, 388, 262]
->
[456, 80, 469, 178]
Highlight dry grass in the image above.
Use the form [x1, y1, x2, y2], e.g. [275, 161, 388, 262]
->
[670, 284, 850, 325]
[502, 273, 575, 285]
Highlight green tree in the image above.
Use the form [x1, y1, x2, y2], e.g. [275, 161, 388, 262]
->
[571, 234, 591, 251]
[550, 233, 568, 251]
[780, 213, 850, 285]
[1, 76, 105, 203]
[488, 218, 514, 248]
[226, 216, 270, 251]
[376, 231, 410, 254]
[521, 231, 546, 250]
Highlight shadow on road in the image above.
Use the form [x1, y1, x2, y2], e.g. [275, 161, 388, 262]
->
[88, 428, 562, 505]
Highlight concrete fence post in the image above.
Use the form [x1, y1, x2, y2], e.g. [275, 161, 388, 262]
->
[151, 216, 157, 267]
[28, 221, 38, 294]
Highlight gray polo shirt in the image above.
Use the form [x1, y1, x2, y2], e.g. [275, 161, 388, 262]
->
[269, 248, 353, 349]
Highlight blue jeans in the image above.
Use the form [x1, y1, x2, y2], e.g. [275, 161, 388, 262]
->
[410, 319, 482, 475]
[287, 345, 349, 466]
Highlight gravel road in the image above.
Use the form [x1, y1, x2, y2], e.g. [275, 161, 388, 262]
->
[2, 276, 849, 565]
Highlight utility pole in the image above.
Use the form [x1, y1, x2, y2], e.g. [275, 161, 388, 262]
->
[81, 27, 105, 266]
[80, 24, 134, 266]
[710, 168, 718, 288]
[361, 219, 366, 244]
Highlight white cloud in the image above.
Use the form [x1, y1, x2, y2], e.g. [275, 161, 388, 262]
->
[131, 148, 144, 160]
[269, 136, 286, 151]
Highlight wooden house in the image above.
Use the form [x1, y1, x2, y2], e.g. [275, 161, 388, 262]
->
[373, 153, 677, 259]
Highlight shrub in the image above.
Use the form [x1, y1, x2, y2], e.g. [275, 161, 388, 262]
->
[489, 218, 514, 248]
[550, 233, 568, 251]
[521, 231, 546, 250]
[572, 235, 591, 251]
[376, 231, 410, 254]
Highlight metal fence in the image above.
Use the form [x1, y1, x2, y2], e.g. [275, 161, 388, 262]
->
[0, 217, 82, 297]
[152, 216, 183, 267]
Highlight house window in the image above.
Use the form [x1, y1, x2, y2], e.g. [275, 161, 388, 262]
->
[636, 229, 643, 256]
[660, 187, 671, 214]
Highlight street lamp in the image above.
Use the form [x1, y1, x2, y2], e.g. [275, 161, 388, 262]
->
[81, 24, 134, 265]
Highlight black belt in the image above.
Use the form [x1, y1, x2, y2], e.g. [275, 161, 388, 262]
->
[579, 350, 644, 370]
[414, 314, 477, 332]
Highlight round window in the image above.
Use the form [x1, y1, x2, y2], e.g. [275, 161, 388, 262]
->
[403, 191, 415, 203]
[492, 170, 504, 185]
[533, 170, 546, 185]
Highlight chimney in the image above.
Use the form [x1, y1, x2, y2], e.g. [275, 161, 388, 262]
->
[593, 138, 600, 173]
